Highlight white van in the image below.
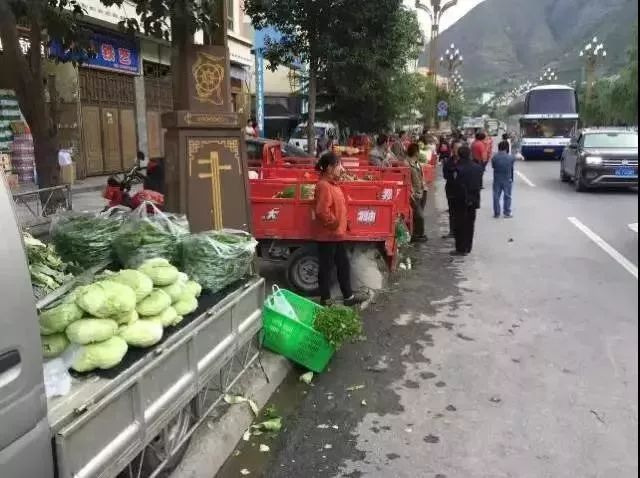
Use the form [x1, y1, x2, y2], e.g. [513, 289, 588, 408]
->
[288, 122, 339, 153]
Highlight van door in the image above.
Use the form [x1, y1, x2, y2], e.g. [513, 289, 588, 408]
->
[0, 179, 54, 478]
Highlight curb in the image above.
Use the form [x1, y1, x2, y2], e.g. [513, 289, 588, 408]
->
[171, 351, 293, 478]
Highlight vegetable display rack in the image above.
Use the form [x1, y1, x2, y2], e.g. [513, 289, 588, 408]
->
[262, 288, 334, 373]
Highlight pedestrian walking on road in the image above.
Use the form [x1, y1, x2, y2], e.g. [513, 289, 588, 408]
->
[499, 133, 511, 154]
[491, 140, 516, 218]
[442, 141, 462, 238]
[471, 131, 489, 188]
[451, 145, 483, 256]
[314, 152, 367, 306]
[404, 143, 428, 242]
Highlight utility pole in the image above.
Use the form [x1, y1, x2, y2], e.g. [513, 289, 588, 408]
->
[439, 43, 463, 91]
[415, 0, 458, 128]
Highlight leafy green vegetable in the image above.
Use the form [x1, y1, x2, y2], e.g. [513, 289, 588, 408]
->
[71, 336, 128, 372]
[138, 258, 180, 286]
[143, 306, 178, 328]
[65, 318, 118, 345]
[109, 269, 154, 302]
[75, 281, 137, 318]
[274, 186, 295, 198]
[51, 212, 125, 268]
[313, 305, 362, 350]
[119, 320, 164, 348]
[136, 289, 172, 316]
[39, 303, 83, 335]
[161, 279, 187, 302]
[41, 333, 69, 358]
[173, 293, 198, 316]
[113, 308, 139, 325]
[112, 213, 188, 268]
[184, 280, 202, 298]
[181, 231, 257, 293]
[23, 232, 73, 298]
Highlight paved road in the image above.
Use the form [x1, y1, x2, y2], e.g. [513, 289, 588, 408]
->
[219, 161, 638, 478]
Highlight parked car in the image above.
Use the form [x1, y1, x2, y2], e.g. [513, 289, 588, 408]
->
[287, 122, 339, 153]
[560, 128, 638, 191]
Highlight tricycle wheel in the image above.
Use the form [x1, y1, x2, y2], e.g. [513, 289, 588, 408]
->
[286, 246, 320, 296]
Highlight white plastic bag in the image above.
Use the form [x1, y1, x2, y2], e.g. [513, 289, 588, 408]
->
[267, 285, 298, 321]
[42, 344, 81, 398]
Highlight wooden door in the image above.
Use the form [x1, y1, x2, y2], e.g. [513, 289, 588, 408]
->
[81, 106, 104, 175]
[120, 109, 137, 168]
[146, 111, 162, 158]
[102, 107, 121, 172]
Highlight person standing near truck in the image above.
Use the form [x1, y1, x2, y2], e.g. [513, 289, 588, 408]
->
[451, 145, 483, 256]
[491, 140, 516, 218]
[314, 152, 367, 306]
[404, 143, 428, 242]
[369, 134, 393, 167]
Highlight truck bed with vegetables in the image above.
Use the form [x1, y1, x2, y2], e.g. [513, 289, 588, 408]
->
[1, 178, 265, 478]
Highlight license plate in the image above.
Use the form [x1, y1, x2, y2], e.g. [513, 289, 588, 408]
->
[544, 148, 555, 153]
[615, 167, 636, 177]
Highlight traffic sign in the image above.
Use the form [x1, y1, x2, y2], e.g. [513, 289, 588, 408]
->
[437, 100, 449, 114]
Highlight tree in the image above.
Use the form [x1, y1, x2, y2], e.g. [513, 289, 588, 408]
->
[0, 0, 92, 188]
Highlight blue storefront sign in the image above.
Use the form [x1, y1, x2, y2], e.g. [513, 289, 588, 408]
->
[50, 31, 139, 75]
[255, 54, 265, 135]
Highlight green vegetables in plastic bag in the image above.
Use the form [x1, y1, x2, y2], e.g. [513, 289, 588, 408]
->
[75, 281, 137, 318]
[112, 203, 188, 268]
[181, 230, 257, 293]
[71, 336, 128, 372]
[51, 210, 125, 269]
[138, 258, 179, 287]
[119, 320, 163, 348]
[395, 219, 411, 247]
[39, 303, 83, 335]
[109, 269, 153, 302]
[66, 318, 118, 345]
[41, 333, 69, 358]
[143, 306, 179, 328]
[136, 289, 172, 316]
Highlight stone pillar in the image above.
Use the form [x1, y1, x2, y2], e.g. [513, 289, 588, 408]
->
[134, 66, 149, 159]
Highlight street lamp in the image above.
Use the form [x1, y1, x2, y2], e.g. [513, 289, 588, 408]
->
[440, 43, 463, 83]
[539, 67, 558, 84]
[579, 36, 607, 100]
[415, 0, 458, 126]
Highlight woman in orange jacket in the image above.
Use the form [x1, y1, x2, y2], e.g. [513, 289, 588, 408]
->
[314, 153, 367, 307]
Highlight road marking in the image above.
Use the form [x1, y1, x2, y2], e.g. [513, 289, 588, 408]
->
[515, 170, 536, 188]
[568, 217, 638, 279]
[629, 223, 638, 233]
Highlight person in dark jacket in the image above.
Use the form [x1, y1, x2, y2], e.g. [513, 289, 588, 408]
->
[451, 145, 483, 256]
[491, 140, 516, 218]
[442, 140, 462, 238]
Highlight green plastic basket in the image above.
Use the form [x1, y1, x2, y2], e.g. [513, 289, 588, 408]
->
[262, 289, 335, 373]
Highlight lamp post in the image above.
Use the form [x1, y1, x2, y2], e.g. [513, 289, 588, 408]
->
[440, 43, 463, 89]
[539, 67, 558, 84]
[415, 0, 458, 127]
[579, 36, 607, 101]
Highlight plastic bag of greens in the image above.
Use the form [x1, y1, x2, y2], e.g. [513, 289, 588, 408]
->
[395, 219, 411, 247]
[112, 202, 189, 268]
[50, 208, 127, 269]
[181, 229, 257, 293]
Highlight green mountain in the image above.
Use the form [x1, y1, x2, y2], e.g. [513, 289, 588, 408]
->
[419, 0, 638, 88]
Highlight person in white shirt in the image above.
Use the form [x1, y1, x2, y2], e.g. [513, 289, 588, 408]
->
[244, 119, 256, 139]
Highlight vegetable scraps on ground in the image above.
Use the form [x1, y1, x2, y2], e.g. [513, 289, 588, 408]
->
[313, 305, 363, 350]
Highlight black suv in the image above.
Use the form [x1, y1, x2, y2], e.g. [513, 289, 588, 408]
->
[560, 128, 638, 191]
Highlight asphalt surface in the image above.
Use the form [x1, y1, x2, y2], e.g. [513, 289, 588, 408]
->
[218, 160, 638, 478]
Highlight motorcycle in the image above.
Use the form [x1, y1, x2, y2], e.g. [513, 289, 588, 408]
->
[103, 160, 165, 211]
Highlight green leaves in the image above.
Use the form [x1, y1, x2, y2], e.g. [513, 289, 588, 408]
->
[313, 305, 362, 350]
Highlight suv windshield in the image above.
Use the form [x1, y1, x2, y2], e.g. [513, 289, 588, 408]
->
[583, 132, 638, 149]
[291, 126, 326, 139]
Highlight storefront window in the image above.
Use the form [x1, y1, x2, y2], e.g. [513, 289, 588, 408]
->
[227, 0, 234, 31]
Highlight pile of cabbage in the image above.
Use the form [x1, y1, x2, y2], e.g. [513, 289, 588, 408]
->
[39, 258, 202, 372]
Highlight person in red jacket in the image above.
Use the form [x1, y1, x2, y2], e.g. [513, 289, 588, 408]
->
[314, 152, 367, 307]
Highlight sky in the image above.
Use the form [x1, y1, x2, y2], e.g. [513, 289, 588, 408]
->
[405, 0, 486, 33]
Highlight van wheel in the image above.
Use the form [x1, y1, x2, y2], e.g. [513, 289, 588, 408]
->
[286, 246, 320, 296]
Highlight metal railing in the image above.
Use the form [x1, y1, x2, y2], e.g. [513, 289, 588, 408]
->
[12, 184, 72, 226]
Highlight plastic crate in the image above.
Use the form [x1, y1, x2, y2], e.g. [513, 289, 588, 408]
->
[262, 289, 334, 372]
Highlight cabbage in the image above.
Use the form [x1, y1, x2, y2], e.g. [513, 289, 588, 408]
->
[112, 308, 139, 325]
[173, 293, 198, 316]
[143, 306, 178, 328]
[172, 315, 185, 327]
[41, 334, 69, 358]
[136, 289, 172, 316]
[110, 270, 154, 302]
[65, 318, 118, 345]
[75, 281, 137, 318]
[138, 258, 179, 286]
[161, 280, 187, 303]
[119, 320, 163, 348]
[39, 303, 83, 335]
[71, 336, 128, 372]
[185, 280, 202, 298]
